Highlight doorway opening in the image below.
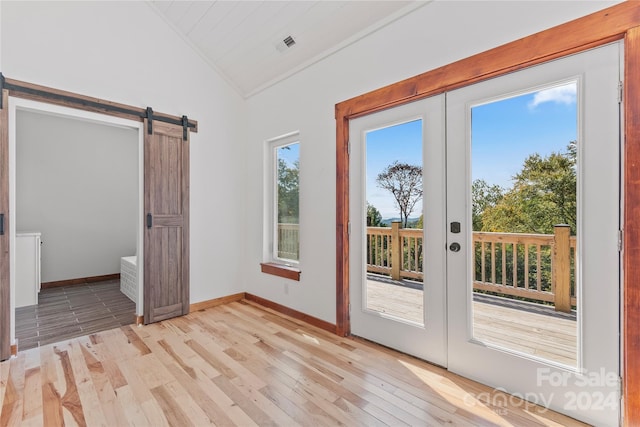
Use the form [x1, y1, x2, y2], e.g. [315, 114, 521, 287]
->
[9, 98, 144, 351]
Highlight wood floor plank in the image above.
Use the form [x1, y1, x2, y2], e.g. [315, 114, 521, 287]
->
[113, 384, 152, 426]
[119, 325, 152, 357]
[223, 337, 357, 426]
[164, 362, 236, 426]
[116, 356, 168, 426]
[0, 354, 25, 427]
[162, 380, 215, 426]
[150, 383, 193, 427]
[128, 319, 258, 426]
[295, 350, 445, 425]
[65, 340, 109, 427]
[52, 345, 86, 426]
[20, 350, 42, 425]
[80, 343, 128, 426]
[39, 345, 64, 427]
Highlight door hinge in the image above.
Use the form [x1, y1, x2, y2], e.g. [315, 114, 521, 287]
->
[347, 140, 351, 156]
[349, 303, 351, 313]
[0, 73, 4, 109]
[618, 229, 623, 252]
[347, 221, 351, 236]
[618, 81, 623, 104]
[617, 376, 623, 401]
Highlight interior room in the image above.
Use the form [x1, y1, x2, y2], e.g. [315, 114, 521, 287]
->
[1, 1, 639, 426]
[13, 109, 138, 350]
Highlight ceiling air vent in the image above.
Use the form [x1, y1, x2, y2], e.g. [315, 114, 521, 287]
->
[276, 35, 297, 53]
[283, 35, 296, 48]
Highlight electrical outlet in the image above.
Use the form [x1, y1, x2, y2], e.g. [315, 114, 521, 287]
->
[284, 282, 289, 295]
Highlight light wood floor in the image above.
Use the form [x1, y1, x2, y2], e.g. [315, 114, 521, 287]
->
[366, 278, 577, 366]
[0, 299, 586, 426]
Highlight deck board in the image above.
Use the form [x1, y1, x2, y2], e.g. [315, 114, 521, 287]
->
[366, 278, 577, 367]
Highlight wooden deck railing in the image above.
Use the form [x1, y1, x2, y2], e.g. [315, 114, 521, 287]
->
[367, 222, 423, 280]
[366, 223, 577, 313]
[276, 222, 576, 312]
[277, 223, 299, 260]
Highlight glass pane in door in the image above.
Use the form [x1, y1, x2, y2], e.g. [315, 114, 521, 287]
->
[470, 82, 578, 367]
[364, 119, 424, 325]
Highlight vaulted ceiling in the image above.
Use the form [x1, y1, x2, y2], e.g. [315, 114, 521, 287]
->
[149, 1, 426, 98]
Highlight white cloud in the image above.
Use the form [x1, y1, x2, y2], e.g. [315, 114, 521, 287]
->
[528, 83, 576, 109]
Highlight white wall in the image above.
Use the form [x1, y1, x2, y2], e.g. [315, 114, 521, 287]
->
[1, 1, 248, 303]
[16, 109, 138, 283]
[244, 1, 620, 324]
[1, 0, 621, 326]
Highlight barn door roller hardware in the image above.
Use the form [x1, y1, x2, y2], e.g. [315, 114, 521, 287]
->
[182, 115, 189, 140]
[145, 108, 189, 141]
[0, 73, 196, 137]
[147, 107, 154, 135]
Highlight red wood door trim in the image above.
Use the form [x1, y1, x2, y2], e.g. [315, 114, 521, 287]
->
[624, 24, 640, 425]
[336, 3, 640, 423]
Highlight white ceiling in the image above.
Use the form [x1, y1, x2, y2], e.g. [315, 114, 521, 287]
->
[149, 1, 426, 98]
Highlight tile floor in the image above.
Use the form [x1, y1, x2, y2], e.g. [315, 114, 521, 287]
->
[15, 279, 135, 351]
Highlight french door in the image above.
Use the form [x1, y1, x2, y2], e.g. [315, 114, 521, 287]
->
[349, 95, 447, 365]
[349, 43, 621, 425]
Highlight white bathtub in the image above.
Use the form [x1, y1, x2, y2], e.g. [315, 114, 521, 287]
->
[120, 256, 137, 303]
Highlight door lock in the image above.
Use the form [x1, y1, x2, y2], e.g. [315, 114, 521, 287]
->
[449, 242, 461, 252]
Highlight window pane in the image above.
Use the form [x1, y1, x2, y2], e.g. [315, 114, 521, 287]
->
[365, 119, 423, 325]
[276, 142, 299, 261]
[470, 81, 578, 367]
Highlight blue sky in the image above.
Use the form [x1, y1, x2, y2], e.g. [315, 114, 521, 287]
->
[472, 83, 577, 189]
[366, 82, 577, 219]
[277, 142, 299, 167]
[366, 119, 422, 219]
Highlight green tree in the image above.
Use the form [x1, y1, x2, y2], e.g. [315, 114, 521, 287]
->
[367, 203, 384, 227]
[482, 142, 577, 234]
[472, 179, 504, 231]
[277, 158, 299, 223]
[376, 161, 423, 228]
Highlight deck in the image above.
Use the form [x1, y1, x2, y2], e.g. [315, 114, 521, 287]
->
[366, 276, 577, 367]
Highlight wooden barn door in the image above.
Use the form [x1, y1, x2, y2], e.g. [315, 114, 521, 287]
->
[144, 119, 190, 324]
[0, 90, 10, 360]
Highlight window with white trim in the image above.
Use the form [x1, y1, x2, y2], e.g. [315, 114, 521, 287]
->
[265, 133, 300, 267]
